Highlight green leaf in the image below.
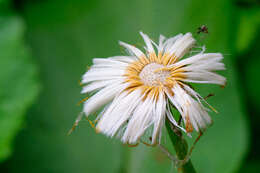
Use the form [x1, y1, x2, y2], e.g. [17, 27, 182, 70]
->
[0, 16, 40, 162]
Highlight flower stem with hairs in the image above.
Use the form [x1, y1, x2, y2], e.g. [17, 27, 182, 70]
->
[165, 115, 196, 173]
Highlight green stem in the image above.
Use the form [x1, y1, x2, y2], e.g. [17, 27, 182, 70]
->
[165, 120, 196, 173]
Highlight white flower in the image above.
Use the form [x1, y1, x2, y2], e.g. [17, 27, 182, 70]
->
[81, 32, 226, 145]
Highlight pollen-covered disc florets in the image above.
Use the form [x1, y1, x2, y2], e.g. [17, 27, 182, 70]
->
[80, 31, 226, 145]
[139, 63, 170, 86]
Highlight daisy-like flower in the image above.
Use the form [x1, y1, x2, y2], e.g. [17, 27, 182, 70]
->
[81, 32, 226, 145]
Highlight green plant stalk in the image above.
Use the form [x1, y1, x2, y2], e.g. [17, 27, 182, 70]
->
[165, 118, 196, 173]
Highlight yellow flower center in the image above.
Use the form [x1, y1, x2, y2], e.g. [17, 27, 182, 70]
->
[139, 63, 170, 86]
[123, 53, 186, 100]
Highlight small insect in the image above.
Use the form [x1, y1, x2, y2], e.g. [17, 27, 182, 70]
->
[197, 25, 209, 34]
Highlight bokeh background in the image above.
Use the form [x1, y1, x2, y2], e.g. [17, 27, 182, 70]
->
[0, 0, 259, 172]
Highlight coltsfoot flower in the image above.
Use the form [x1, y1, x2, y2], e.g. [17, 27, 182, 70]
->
[81, 32, 226, 145]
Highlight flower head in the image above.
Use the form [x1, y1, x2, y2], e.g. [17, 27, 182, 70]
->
[81, 32, 226, 145]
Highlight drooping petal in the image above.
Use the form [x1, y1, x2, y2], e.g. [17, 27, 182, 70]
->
[151, 92, 166, 144]
[96, 89, 143, 137]
[122, 96, 156, 144]
[165, 104, 186, 133]
[180, 83, 216, 113]
[166, 111, 186, 132]
[166, 84, 212, 132]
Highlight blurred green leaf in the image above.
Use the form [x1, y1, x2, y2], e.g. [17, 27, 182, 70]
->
[0, 0, 11, 12]
[0, 0, 9, 6]
[0, 16, 40, 162]
[236, 7, 260, 54]
[239, 160, 260, 173]
[244, 34, 260, 105]
[2, 1, 123, 173]
[2, 0, 248, 173]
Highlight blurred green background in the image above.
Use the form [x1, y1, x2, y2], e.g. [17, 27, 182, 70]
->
[0, 0, 259, 172]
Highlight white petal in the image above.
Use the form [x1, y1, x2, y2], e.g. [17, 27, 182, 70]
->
[84, 67, 125, 77]
[119, 41, 145, 58]
[181, 84, 215, 114]
[173, 53, 225, 71]
[168, 53, 226, 85]
[81, 79, 120, 94]
[166, 84, 212, 132]
[182, 71, 226, 85]
[83, 82, 127, 116]
[92, 57, 133, 69]
[167, 32, 195, 58]
[92, 63, 127, 69]
[82, 66, 125, 84]
[140, 31, 155, 53]
[157, 34, 166, 53]
[173, 53, 221, 66]
[165, 104, 186, 133]
[163, 33, 183, 53]
[108, 56, 137, 63]
[151, 92, 166, 144]
[96, 89, 143, 137]
[82, 75, 123, 84]
[93, 58, 128, 66]
[122, 97, 155, 144]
